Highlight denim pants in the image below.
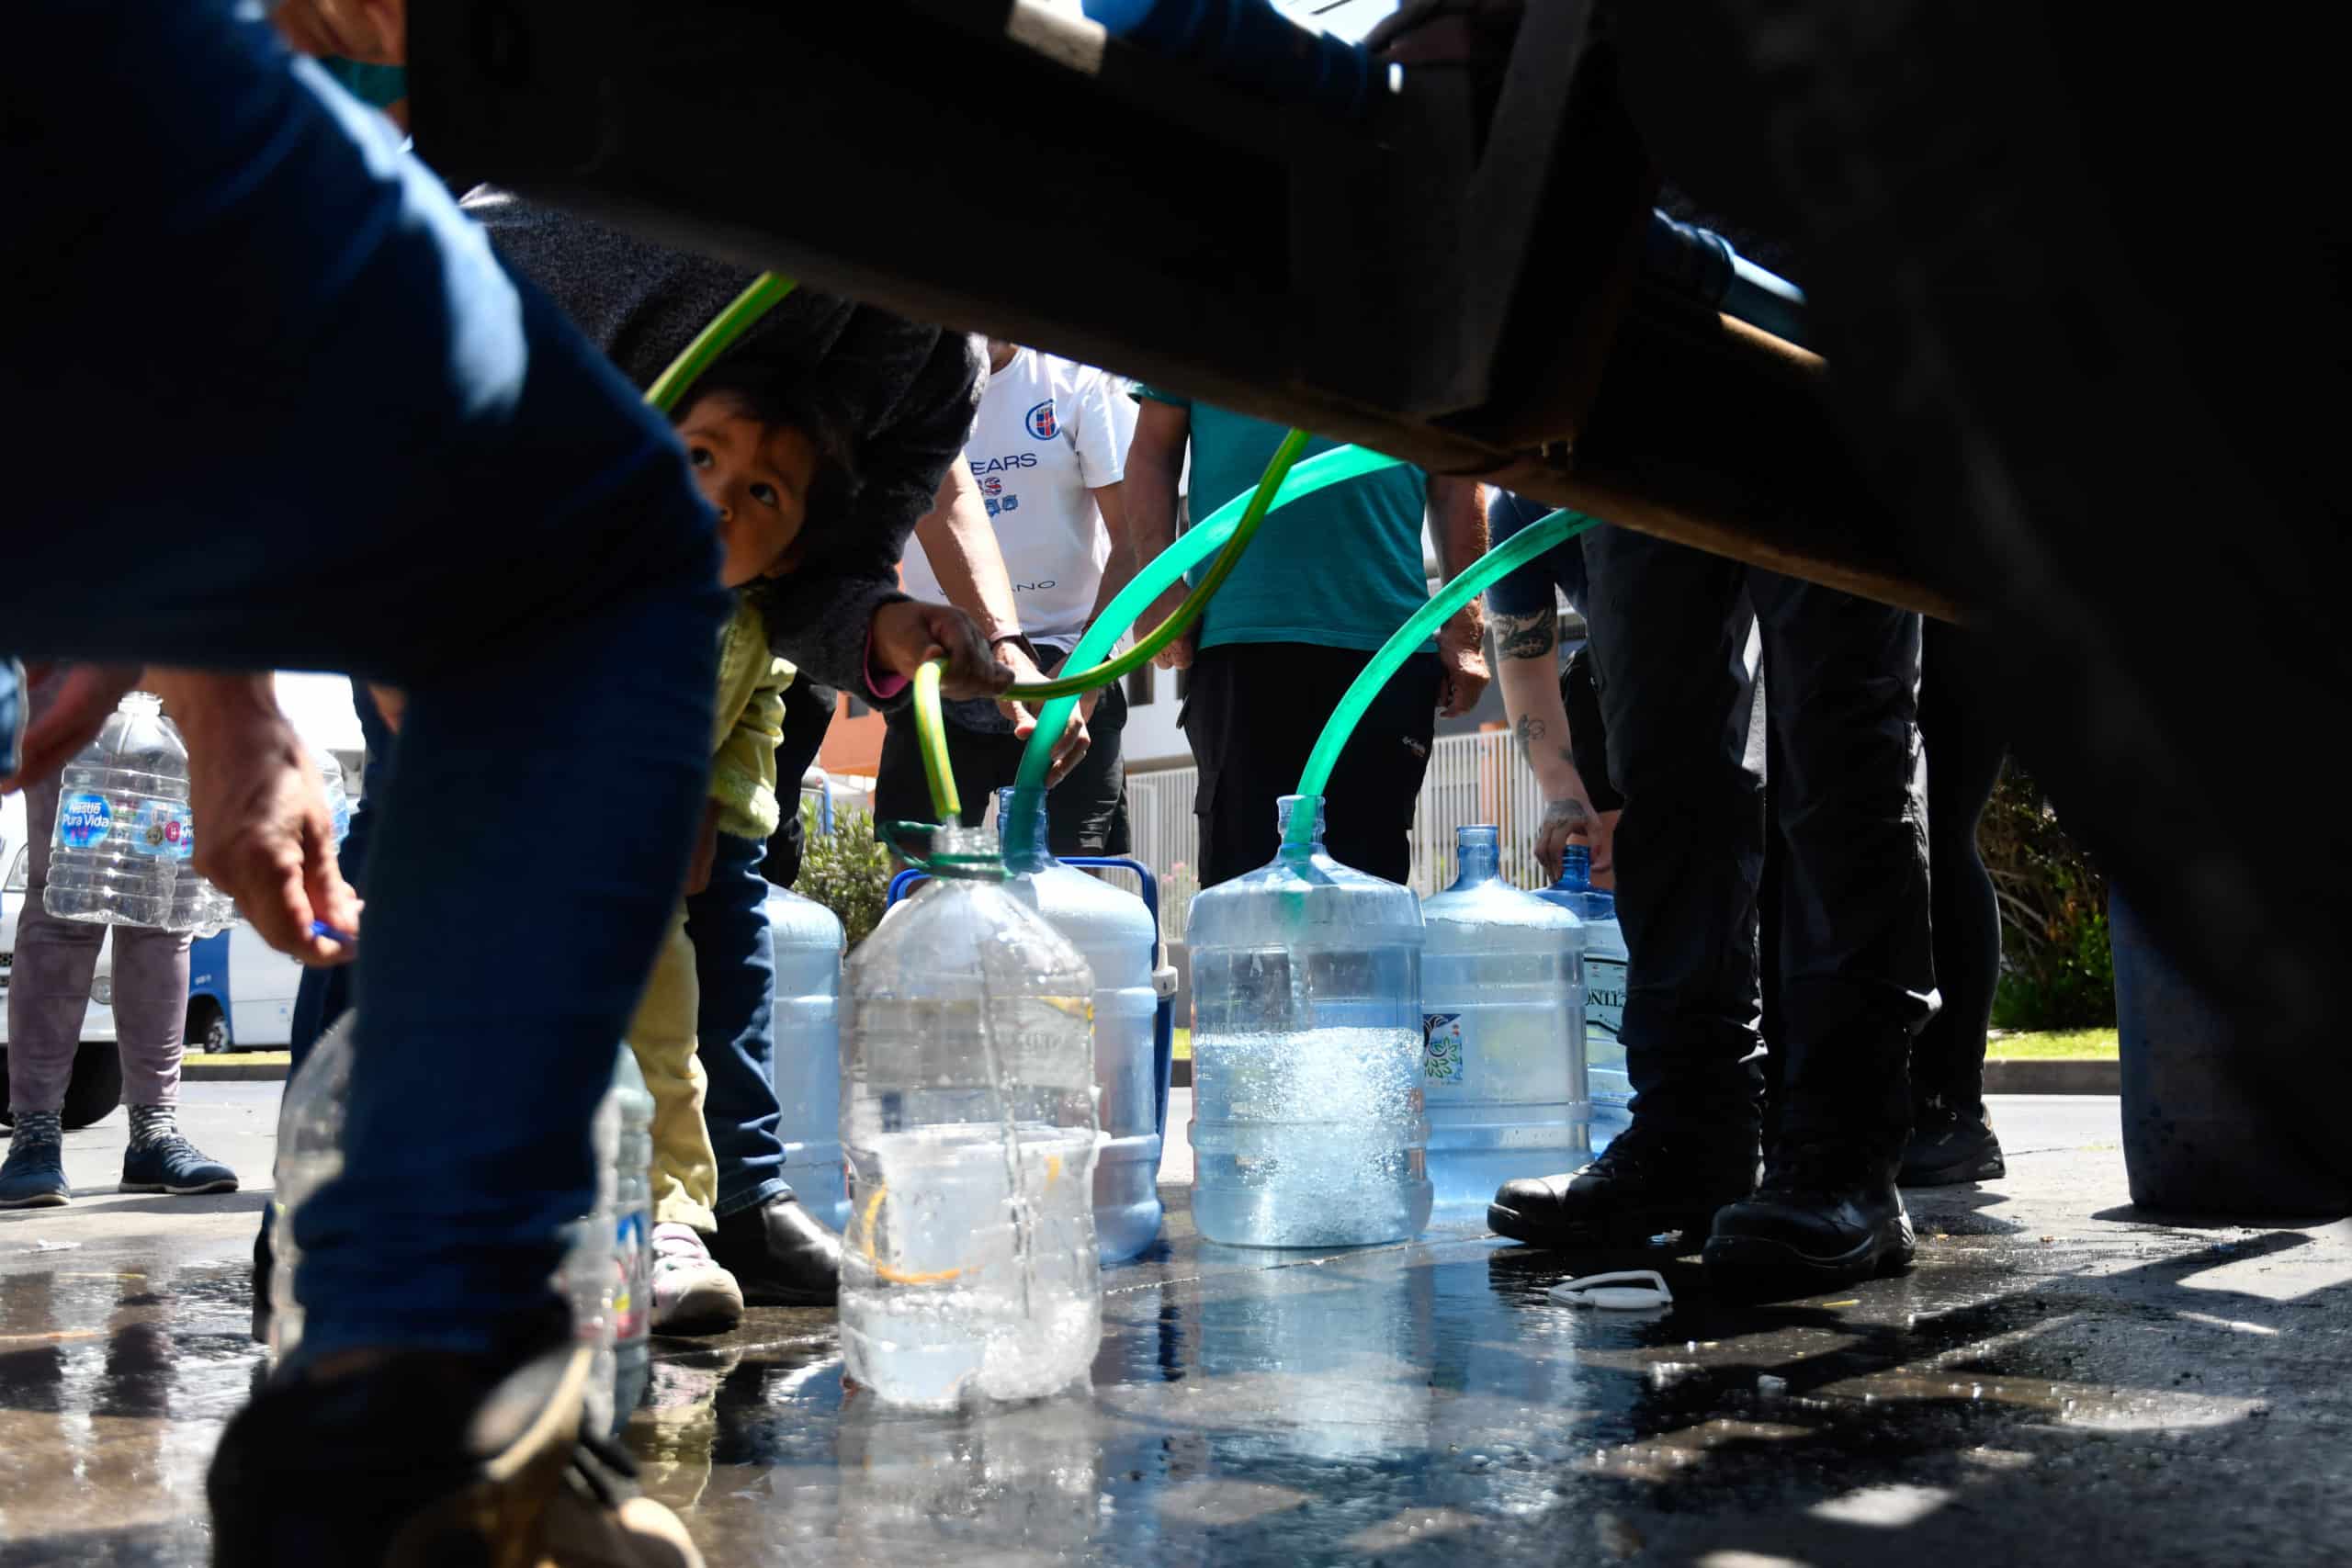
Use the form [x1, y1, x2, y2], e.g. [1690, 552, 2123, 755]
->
[686, 833, 791, 1218]
[6, 2, 725, 1359]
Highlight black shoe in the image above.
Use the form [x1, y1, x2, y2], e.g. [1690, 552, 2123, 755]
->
[1487, 1122, 1761, 1248]
[709, 1196, 841, 1307]
[121, 1131, 238, 1195]
[207, 1339, 704, 1567]
[1702, 1140, 1916, 1301]
[1900, 1102, 2007, 1186]
[251, 1224, 274, 1346]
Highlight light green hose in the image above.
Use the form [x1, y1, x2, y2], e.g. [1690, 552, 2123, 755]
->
[1285, 508, 1597, 853]
[644, 273, 797, 415]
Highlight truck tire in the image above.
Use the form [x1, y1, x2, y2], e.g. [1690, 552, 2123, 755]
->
[0, 1041, 124, 1131]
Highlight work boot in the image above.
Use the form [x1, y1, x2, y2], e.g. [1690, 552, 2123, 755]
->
[650, 1224, 745, 1336]
[1901, 1100, 2007, 1187]
[709, 1195, 841, 1307]
[208, 1337, 705, 1568]
[0, 1115, 71, 1209]
[1487, 1121, 1760, 1247]
[1703, 1138, 1917, 1301]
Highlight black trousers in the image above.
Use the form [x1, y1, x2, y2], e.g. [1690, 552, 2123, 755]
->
[1183, 643, 1439, 887]
[875, 662, 1131, 858]
[1583, 525, 1933, 1161]
[1913, 619, 2008, 1115]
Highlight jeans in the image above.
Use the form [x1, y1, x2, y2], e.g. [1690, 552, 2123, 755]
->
[1582, 524, 1933, 1162]
[685, 833, 789, 1218]
[6, 1, 724, 1359]
[288, 682, 396, 1076]
[7, 760, 194, 1112]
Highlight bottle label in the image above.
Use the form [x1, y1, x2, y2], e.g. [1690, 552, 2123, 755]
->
[1421, 1012, 1466, 1084]
[130, 799, 191, 858]
[1587, 957, 1627, 1043]
[58, 792, 110, 849]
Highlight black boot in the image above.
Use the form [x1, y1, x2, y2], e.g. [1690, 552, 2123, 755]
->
[1901, 1101, 2007, 1186]
[251, 1224, 273, 1345]
[1487, 1122, 1761, 1248]
[208, 1338, 703, 1567]
[1703, 1139, 1916, 1301]
[708, 1196, 840, 1307]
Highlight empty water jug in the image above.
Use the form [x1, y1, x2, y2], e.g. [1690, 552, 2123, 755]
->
[841, 822, 1102, 1409]
[767, 883, 849, 1230]
[1539, 844, 1629, 1146]
[999, 786, 1162, 1263]
[47, 692, 188, 929]
[1186, 795, 1430, 1247]
[1419, 825, 1589, 1207]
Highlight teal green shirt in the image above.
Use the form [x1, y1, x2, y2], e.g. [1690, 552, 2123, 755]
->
[1136, 388, 1433, 654]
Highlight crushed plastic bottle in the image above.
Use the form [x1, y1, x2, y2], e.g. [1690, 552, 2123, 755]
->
[270, 1016, 628, 1430]
[1538, 844, 1629, 1149]
[1419, 825, 1589, 1207]
[610, 1047, 655, 1430]
[767, 883, 849, 1230]
[45, 692, 187, 929]
[840, 821, 1102, 1409]
[998, 786, 1162, 1263]
[1186, 795, 1430, 1247]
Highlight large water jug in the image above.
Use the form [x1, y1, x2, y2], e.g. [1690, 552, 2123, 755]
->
[840, 822, 1102, 1409]
[611, 1048, 656, 1429]
[1186, 795, 1430, 1247]
[1538, 844, 1629, 1147]
[154, 713, 234, 937]
[767, 883, 849, 1230]
[1419, 825, 1589, 1207]
[998, 786, 1162, 1263]
[46, 692, 187, 928]
[271, 1018, 628, 1428]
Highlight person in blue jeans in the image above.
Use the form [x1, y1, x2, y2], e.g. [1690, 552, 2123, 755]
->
[6, 4, 723, 1562]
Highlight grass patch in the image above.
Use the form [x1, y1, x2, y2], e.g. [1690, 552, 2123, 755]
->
[1985, 1029, 2117, 1061]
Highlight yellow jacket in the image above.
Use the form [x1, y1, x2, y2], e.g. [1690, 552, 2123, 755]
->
[709, 597, 794, 840]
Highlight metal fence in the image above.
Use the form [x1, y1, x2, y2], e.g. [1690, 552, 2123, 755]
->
[1125, 728, 1554, 943]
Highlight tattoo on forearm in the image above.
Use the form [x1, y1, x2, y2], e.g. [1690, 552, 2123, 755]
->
[1491, 610, 1555, 661]
[1541, 796, 1591, 833]
[1514, 714, 1547, 761]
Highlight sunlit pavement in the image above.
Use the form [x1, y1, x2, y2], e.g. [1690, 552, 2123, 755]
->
[1, 1086, 2346, 1565]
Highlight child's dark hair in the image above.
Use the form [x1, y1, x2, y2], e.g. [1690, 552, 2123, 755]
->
[673, 353, 863, 541]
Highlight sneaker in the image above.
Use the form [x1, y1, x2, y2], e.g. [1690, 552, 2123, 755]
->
[207, 1338, 705, 1568]
[1901, 1101, 2007, 1186]
[650, 1224, 745, 1336]
[1703, 1138, 1917, 1301]
[0, 1135, 70, 1209]
[709, 1195, 842, 1307]
[121, 1131, 239, 1195]
[1487, 1121, 1760, 1248]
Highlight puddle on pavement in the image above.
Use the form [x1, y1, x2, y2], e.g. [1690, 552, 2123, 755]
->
[0, 1198, 2341, 1566]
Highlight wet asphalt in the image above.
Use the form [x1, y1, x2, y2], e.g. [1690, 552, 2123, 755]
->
[0, 1086, 2345, 1566]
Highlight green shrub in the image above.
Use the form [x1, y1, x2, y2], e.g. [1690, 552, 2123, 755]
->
[1979, 760, 2116, 1030]
[796, 800, 891, 951]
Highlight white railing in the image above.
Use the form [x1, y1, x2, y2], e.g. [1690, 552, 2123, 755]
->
[1126, 728, 1554, 943]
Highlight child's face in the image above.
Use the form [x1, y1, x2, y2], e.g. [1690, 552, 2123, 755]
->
[676, 393, 820, 587]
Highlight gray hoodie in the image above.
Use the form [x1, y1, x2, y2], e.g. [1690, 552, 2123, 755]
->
[463, 189, 984, 701]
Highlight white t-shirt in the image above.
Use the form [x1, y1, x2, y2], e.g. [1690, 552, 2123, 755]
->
[899, 348, 1136, 652]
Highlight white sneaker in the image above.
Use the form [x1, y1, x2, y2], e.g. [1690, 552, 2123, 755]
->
[650, 1222, 745, 1335]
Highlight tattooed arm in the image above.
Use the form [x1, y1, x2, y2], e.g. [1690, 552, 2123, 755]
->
[1493, 606, 1609, 881]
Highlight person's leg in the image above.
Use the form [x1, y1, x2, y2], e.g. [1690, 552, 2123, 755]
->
[110, 921, 240, 1195]
[695, 833, 840, 1305]
[1, 771, 94, 1207]
[1489, 525, 1765, 1246]
[628, 914, 743, 1335]
[1319, 651, 1440, 886]
[759, 679, 834, 888]
[1187, 644, 1357, 887]
[1905, 618, 2011, 1182]
[1703, 571, 1933, 1296]
[1044, 670, 1131, 857]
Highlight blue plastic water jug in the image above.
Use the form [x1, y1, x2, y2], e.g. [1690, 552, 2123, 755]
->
[767, 885, 849, 1230]
[1537, 844, 1628, 1149]
[1186, 795, 1430, 1247]
[1419, 825, 1589, 1207]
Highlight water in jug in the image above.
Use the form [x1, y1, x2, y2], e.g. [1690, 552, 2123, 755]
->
[767, 882, 849, 1229]
[1538, 843, 1629, 1148]
[46, 692, 187, 928]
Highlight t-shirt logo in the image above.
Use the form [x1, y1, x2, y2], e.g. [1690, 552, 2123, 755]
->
[1025, 399, 1057, 440]
[979, 476, 1003, 496]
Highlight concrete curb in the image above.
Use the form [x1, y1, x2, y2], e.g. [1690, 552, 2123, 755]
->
[1170, 1057, 2120, 1095]
[181, 1059, 288, 1083]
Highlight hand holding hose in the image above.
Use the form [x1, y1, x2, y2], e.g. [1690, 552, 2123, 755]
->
[869, 601, 1012, 699]
[992, 641, 1092, 786]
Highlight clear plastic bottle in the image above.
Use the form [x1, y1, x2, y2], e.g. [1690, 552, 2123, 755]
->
[153, 714, 232, 937]
[319, 751, 352, 850]
[610, 1047, 656, 1431]
[271, 1016, 628, 1433]
[1419, 825, 1589, 1207]
[46, 691, 187, 929]
[1537, 843, 1629, 1148]
[997, 786, 1163, 1264]
[840, 822, 1102, 1410]
[767, 883, 849, 1230]
[1185, 795, 1431, 1247]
